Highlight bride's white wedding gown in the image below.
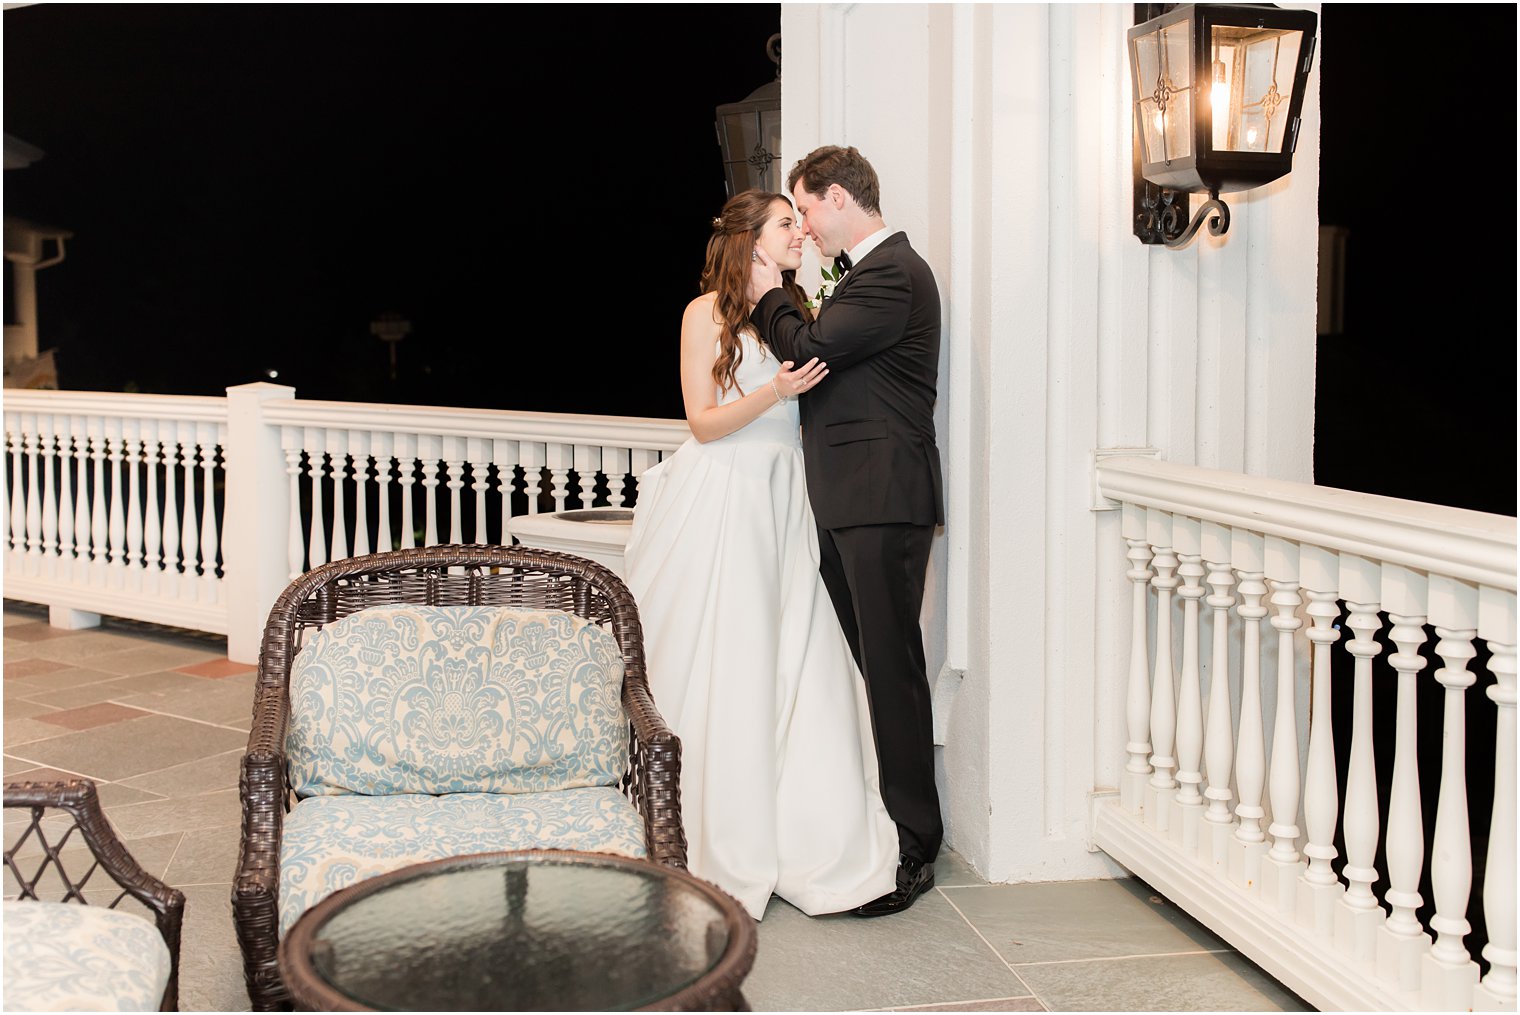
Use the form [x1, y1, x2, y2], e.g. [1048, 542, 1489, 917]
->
[624, 331, 898, 920]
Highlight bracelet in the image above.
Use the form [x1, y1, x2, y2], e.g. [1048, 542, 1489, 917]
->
[771, 377, 788, 403]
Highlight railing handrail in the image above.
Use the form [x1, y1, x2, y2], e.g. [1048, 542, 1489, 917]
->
[262, 398, 690, 450]
[1, 389, 228, 424]
[1096, 455, 1517, 591]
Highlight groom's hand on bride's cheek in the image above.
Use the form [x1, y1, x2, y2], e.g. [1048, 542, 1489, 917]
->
[748, 248, 781, 303]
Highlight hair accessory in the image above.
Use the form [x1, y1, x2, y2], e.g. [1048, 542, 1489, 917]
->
[711, 216, 724, 230]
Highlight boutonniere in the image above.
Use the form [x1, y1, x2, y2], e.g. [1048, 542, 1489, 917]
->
[806, 263, 845, 309]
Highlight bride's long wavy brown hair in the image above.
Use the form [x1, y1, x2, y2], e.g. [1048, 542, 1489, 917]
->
[700, 189, 811, 394]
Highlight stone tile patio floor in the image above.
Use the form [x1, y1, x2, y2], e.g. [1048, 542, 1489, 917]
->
[2, 601, 1310, 1012]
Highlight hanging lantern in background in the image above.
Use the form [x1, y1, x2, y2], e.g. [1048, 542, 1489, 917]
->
[716, 34, 782, 197]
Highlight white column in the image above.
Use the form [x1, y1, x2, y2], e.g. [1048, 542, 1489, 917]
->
[89, 418, 108, 577]
[1229, 529, 1268, 892]
[1297, 545, 1342, 936]
[1121, 503, 1153, 812]
[23, 416, 42, 572]
[467, 437, 490, 544]
[1261, 536, 1303, 914]
[57, 424, 76, 573]
[603, 446, 631, 508]
[3, 417, 17, 563]
[1475, 586, 1517, 1012]
[198, 422, 219, 601]
[545, 442, 571, 514]
[70, 416, 89, 584]
[160, 424, 181, 598]
[123, 419, 143, 589]
[177, 420, 200, 598]
[520, 442, 546, 516]
[224, 383, 296, 663]
[493, 438, 520, 544]
[574, 443, 602, 507]
[630, 447, 660, 508]
[1201, 520, 1237, 870]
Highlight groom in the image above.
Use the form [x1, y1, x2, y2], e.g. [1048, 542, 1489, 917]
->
[748, 145, 944, 917]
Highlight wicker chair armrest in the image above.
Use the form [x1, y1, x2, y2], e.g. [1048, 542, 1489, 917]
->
[4, 779, 185, 1009]
[621, 677, 686, 869]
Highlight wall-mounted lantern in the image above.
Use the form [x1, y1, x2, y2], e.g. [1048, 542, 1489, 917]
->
[716, 33, 782, 197]
[1129, 3, 1318, 247]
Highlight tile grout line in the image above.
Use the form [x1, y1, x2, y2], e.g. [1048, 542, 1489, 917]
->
[1008, 947, 1237, 968]
[935, 886, 1046, 1010]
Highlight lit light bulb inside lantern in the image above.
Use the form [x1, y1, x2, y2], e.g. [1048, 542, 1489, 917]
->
[1211, 57, 1228, 118]
[1246, 127, 1259, 147]
[1154, 111, 1165, 135]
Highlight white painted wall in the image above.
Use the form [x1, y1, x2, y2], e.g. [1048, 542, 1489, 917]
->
[779, 2, 1322, 882]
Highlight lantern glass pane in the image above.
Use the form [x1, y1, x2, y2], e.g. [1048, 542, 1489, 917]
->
[1132, 20, 1192, 164]
[1210, 25, 1303, 153]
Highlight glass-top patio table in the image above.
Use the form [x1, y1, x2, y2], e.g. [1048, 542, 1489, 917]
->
[277, 850, 756, 1011]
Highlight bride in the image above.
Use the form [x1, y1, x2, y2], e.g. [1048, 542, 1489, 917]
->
[623, 189, 898, 920]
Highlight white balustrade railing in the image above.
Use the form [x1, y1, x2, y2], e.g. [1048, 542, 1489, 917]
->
[4, 385, 689, 659]
[1093, 455, 1517, 1012]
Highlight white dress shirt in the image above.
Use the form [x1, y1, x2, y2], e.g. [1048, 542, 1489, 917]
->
[843, 226, 891, 272]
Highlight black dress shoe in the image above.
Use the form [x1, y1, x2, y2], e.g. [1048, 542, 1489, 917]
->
[852, 858, 934, 917]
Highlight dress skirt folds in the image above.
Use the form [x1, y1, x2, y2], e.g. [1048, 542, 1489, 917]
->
[623, 336, 897, 919]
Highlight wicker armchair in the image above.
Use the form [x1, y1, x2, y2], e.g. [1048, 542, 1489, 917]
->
[233, 544, 686, 1010]
[4, 778, 186, 1011]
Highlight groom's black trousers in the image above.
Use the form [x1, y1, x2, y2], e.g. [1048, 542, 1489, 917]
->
[817, 521, 943, 865]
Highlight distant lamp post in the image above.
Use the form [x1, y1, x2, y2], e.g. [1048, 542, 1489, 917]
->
[370, 312, 411, 381]
[1129, 3, 1318, 247]
[715, 33, 782, 197]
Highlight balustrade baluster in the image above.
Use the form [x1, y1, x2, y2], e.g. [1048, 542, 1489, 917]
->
[395, 434, 418, 549]
[57, 425, 75, 570]
[493, 439, 521, 541]
[349, 431, 372, 558]
[89, 420, 108, 578]
[546, 443, 571, 513]
[1146, 531, 1179, 833]
[1262, 564, 1304, 913]
[2, 418, 15, 559]
[1378, 607, 1432, 988]
[1476, 635, 1517, 1010]
[466, 438, 489, 544]
[603, 446, 631, 507]
[199, 423, 220, 597]
[1298, 578, 1343, 935]
[23, 416, 42, 572]
[179, 424, 201, 596]
[40, 418, 58, 577]
[442, 437, 465, 545]
[124, 420, 143, 588]
[71, 418, 91, 581]
[1202, 547, 1237, 868]
[142, 422, 161, 593]
[161, 428, 181, 595]
[282, 428, 305, 578]
[1230, 549, 1269, 891]
[373, 433, 395, 554]
[106, 419, 127, 582]
[418, 436, 441, 547]
[1420, 611, 1481, 1007]
[327, 429, 350, 562]
[520, 442, 546, 516]
[630, 448, 660, 508]
[1336, 599, 1383, 962]
[1121, 505, 1153, 812]
[574, 444, 601, 507]
[1172, 528, 1207, 854]
[306, 427, 328, 569]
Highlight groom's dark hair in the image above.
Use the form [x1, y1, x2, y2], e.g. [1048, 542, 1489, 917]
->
[787, 146, 882, 216]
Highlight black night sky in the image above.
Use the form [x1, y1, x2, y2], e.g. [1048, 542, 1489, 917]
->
[4, 4, 1515, 516]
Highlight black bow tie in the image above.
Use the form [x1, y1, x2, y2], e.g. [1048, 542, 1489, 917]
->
[834, 252, 852, 273]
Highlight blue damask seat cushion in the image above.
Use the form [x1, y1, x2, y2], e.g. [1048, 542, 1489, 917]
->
[2, 900, 171, 1012]
[278, 789, 648, 932]
[286, 605, 630, 797]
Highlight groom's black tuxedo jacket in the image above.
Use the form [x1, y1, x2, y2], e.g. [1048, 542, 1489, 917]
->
[751, 231, 943, 531]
